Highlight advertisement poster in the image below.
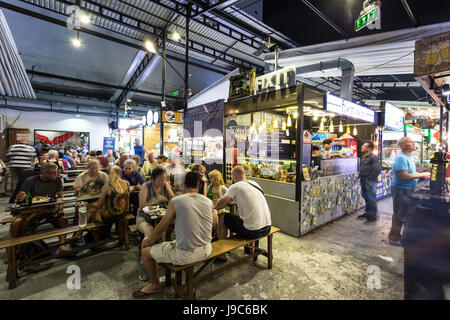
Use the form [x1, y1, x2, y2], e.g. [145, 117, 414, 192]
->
[103, 137, 115, 155]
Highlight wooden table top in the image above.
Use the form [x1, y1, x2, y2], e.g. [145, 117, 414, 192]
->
[7, 194, 100, 213]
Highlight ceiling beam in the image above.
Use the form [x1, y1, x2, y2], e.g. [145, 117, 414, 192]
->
[356, 81, 421, 88]
[400, 0, 420, 27]
[0, 1, 229, 75]
[300, 0, 347, 39]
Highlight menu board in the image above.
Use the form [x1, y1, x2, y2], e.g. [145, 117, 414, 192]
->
[327, 93, 375, 123]
[257, 130, 292, 159]
[384, 102, 404, 131]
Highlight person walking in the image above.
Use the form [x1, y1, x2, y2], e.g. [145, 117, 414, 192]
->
[388, 137, 430, 246]
[358, 141, 381, 222]
[6, 138, 36, 192]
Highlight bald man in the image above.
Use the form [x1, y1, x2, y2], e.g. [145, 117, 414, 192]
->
[389, 136, 430, 246]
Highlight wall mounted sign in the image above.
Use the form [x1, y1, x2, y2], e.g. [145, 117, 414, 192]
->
[384, 102, 404, 131]
[229, 69, 256, 100]
[153, 111, 159, 124]
[254, 66, 296, 94]
[147, 110, 153, 126]
[414, 31, 450, 77]
[162, 110, 183, 124]
[326, 93, 375, 123]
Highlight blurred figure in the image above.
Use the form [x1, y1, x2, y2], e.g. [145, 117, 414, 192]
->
[6, 138, 36, 192]
[116, 152, 129, 168]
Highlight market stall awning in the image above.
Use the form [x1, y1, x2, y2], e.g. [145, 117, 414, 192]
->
[265, 22, 450, 77]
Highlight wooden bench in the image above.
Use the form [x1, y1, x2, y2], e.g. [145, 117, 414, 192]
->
[0, 213, 135, 289]
[0, 216, 15, 225]
[163, 226, 280, 299]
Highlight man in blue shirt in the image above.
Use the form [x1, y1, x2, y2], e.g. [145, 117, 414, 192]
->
[134, 139, 145, 165]
[389, 137, 430, 246]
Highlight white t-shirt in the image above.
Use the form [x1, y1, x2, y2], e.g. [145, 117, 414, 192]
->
[225, 180, 271, 231]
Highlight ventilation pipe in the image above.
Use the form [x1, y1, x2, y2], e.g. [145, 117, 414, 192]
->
[295, 58, 355, 101]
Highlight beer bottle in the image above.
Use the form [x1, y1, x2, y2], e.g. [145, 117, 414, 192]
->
[207, 185, 214, 200]
[25, 192, 32, 206]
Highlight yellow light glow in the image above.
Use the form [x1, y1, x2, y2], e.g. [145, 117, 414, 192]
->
[346, 123, 351, 134]
[262, 119, 267, 130]
[80, 14, 91, 24]
[145, 40, 156, 53]
[274, 117, 279, 129]
[329, 119, 334, 133]
[339, 120, 343, 132]
[293, 112, 298, 119]
[72, 37, 81, 47]
[319, 120, 325, 132]
[287, 115, 292, 127]
[172, 31, 181, 42]
[313, 115, 318, 121]
[282, 119, 286, 131]
[270, 120, 274, 133]
[353, 125, 358, 136]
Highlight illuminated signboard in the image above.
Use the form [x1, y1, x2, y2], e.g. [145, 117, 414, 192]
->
[326, 93, 375, 123]
[355, 7, 380, 32]
[384, 102, 404, 131]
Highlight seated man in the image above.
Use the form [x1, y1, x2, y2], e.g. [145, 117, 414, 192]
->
[215, 166, 271, 240]
[133, 172, 214, 298]
[12, 162, 68, 254]
[122, 159, 145, 216]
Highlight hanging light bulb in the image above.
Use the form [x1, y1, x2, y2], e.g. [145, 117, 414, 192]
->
[319, 118, 325, 132]
[259, 120, 263, 132]
[282, 118, 287, 131]
[353, 125, 358, 136]
[287, 114, 292, 127]
[346, 122, 351, 134]
[286, 129, 289, 137]
[339, 119, 344, 132]
[270, 120, 274, 133]
[329, 118, 334, 133]
[293, 111, 298, 119]
[313, 115, 319, 121]
[274, 117, 279, 129]
[263, 118, 267, 130]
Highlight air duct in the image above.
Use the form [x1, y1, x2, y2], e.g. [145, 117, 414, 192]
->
[295, 58, 355, 101]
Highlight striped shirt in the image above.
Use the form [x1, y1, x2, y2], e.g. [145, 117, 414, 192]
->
[6, 144, 36, 168]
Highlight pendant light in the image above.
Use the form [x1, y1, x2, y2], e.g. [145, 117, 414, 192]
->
[353, 125, 358, 136]
[282, 118, 287, 131]
[346, 119, 351, 134]
[259, 120, 263, 133]
[262, 118, 267, 130]
[339, 118, 344, 132]
[329, 118, 334, 133]
[319, 118, 325, 132]
[270, 119, 274, 133]
[287, 114, 292, 127]
[313, 114, 318, 121]
[274, 117, 279, 129]
[293, 111, 298, 119]
[286, 129, 290, 137]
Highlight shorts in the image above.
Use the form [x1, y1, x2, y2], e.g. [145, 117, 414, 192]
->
[27, 207, 62, 232]
[224, 214, 271, 239]
[150, 240, 212, 265]
[392, 187, 413, 223]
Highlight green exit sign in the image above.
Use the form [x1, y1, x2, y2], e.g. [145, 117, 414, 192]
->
[355, 8, 378, 32]
[172, 90, 179, 96]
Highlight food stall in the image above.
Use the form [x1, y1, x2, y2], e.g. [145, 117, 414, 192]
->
[144, 110, 183, 158]
[224, 81, 377, 236]
[114, 117, 145, 154]
[183, 99, 224, 172]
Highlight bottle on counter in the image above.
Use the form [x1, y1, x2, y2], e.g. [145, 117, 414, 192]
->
[24, 192, 32, 206]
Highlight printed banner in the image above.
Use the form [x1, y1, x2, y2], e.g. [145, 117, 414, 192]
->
[184, 99, 224, 137]
[103, 137, 115, 155]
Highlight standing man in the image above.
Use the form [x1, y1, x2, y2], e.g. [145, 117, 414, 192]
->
[389, 137, 430, 246]
[322, 139, 332, 159]
[134, 139, 145, 165]
[6, 138, 36, 192]
[358, 141, 381, 222]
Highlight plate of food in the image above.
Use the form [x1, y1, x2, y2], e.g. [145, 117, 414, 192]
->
[32, 196, 50, 204]
[156, 208, 166, 217]
[143, 205, 159, 215]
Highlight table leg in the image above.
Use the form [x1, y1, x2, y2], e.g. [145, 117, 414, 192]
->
[6, 247, 17, 289]
[186, 267, 195, 300]
[267, 235, 273, 270]
[253, 240, 259, 262]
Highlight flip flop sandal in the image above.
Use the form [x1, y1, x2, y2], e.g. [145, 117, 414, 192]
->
[132, 286, 162, 299]
[388, 237, 402, 247]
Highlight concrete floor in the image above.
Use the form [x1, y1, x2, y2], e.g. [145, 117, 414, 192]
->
[0, 196, 403, 300]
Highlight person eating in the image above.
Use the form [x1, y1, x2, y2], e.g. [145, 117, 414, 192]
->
[142, 152, 159, 177]
[136, 167, 174, 281]
[133, 172, 214, 298]
[12, 162, 68, 254]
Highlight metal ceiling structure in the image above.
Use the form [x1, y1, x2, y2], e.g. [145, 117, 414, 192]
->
[0, 0, 298, 116]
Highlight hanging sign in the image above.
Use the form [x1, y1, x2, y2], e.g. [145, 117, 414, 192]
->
[254, 66, 296, 93]
[103, 137, 115, 155]
[384, 102, 404, 131]
[414, 31, 450, 77]
[162, 110, 183, 124]
[326, 93, 375, 123]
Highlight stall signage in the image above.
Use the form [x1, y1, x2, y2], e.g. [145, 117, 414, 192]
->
[162, 110, 183, 124]
[383, 131, 404, 141]
[414, 31, 450, 77]
[254, 66, 296, 93]
[147, 110, 153, 126]
[384, 102, 404, 131]
[103, 137, 115, 155]
[405, 124, 422, 135]
[312, 133, 327, 141]
[303, 130, 312, 143]
[326, 94, 375, 123]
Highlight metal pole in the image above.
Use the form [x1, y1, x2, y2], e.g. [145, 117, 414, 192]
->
[162, 29, 167, 104]
[446, 109, 449, 154]
[440, 105, 443, 151]
[184, 6, 190, 110]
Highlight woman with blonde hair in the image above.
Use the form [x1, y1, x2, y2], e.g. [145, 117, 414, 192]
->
[207, 170, 227, 201]
[89, 165, 130, 243]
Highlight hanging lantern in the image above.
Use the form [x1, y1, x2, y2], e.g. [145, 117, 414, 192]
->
[274, 117, 279, 129]
[339, 119, 344, 132]
[353, 125, 358, 136]
[282, 118, 287, 131]
[329, 118, 334, 133]
[346, 122, 351, 134]
[287, 115, 292, 127]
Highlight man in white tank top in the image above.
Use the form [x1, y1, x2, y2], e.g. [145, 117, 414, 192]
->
[133, 172, 214, 298]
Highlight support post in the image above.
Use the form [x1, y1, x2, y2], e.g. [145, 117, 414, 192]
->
[184, 6, 190, 110]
